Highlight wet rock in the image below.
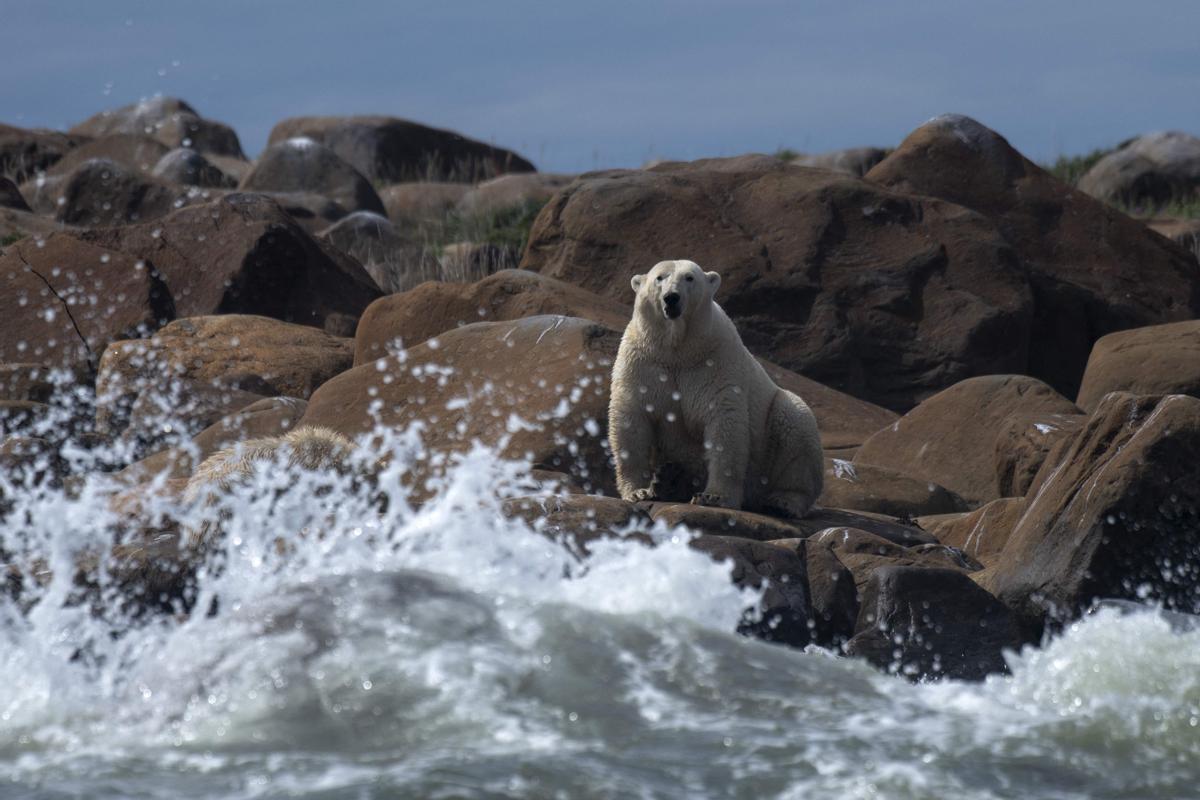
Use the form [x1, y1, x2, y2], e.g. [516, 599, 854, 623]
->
[790, 146, 889, 176]
[266, 115, 535, 184]
[854, 375, 1080, 506]
[689, 534, 812, 648]
[0, 435, 64, 486]
[0, 178, 30, 211]
[979, 392, 1200, 630]
[993, 411, 1086, 497]
[769, 536, 859, 646]
[70, 97, 245, 159]
[1076, 321, 1200, 412]
[811, 526, 978, 594]
[501, 494, 652, 555]
[648, 504, 935, 547]
[0, 123, 84, 183]
[845, 565, 1024, 681]
[0, 401, 49, 436]
[819, 457, 967, 517]
[79, 193, 381, 331]
[866, 115, 1200, 398]
[922, 496, 1027, 567]
[52, 158, 194, 227]
[240, 138, 386, 216]
[0, 364, 55, 403]
[521, 155, 1032, 410]
[152, 147, 238, 188]
[117, 379, 268, 459]
[1078, 131, 1200, 207]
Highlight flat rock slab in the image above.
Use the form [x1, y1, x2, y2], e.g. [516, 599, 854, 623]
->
[1076, 321, 1200, 412]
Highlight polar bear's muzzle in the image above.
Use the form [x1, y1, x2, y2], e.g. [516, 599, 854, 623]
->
[663, 292, 683, 319]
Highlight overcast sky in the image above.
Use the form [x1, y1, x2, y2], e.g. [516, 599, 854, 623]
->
[5, 1, 1199, 173]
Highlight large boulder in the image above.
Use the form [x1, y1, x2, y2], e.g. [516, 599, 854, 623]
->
[240, 138, 386, 216]
[70, 97, 245, 159]
[520, 156, 1032, 410]
[380, 182, 470, 228]
[0, 234, 171, 371]
[979, 392, 1200, 630]
[350, 271, 898, 451]
[266, 116, 535, 184]
[924, 497, 1026, 568]
[1076, 321, 1200, 412]
[1078, 131, 1200, 207]
[866, 115, 1200, 398]
[649, 504, 935, 548]
[45, 134, 169, 177]
[151, 148, 237, 189]
[845, 565, 1024, 680]
[0, 178, 29, 211]
[819, 457, 968, 518]
[49, 159, 192, 227]
[854, 375, 1080, 506]
[318, 211, 433, 294]
[993, 411, 1086, 497]
[810, 526, 978, 593]
[0, 123, 84, 183]
[78, 193, 381, 333]
[456, 173, 575, 218]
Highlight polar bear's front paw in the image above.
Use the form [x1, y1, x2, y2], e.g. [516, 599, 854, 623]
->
[628, 487, 658, 502]
[690, 492, 727, 508]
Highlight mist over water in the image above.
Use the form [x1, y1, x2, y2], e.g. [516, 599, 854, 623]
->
[1, 380, 1199, 800]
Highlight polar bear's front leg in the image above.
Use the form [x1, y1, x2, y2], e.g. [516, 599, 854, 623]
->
[611, 409, 657, 502]
[696, 401, 749, 509]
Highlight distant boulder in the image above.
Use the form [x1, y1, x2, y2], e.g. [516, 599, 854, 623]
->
[240, 138, 386, 216]
[790, 146, 889, 176]
[0, 123, 84, 183]
[152, 148, 237, 188]
[1078, 131, 1200, 207]
[46, 134, 169, 177]
[70, 97, 245, 159]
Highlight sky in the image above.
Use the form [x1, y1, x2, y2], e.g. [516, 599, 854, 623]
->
[4, 1, 1199, 173]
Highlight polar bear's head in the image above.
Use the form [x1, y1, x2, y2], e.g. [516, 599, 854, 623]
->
[631, 260, 721, 323]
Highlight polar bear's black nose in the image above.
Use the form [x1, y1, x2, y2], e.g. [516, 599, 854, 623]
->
[664, 292, 681, 307]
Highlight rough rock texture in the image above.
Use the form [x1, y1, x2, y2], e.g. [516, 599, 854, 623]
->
[649, 504, 935, 547]
[790, 147, 889, 176]
[240, 139, 386, 216]
[854, 375, 1081, 506]
[152, 148, 237, 188]
[979, 392, 1200, 630]
[266, 116, 535, 184]
[0, 234, 171, 370]
[993, 411, 1086, 497]
[318, 211, 433, 294]
[521, 156, 1032, 410]
[46, 134, 169, 177]
[845, 565, 1024, 680]
[866, 115, 1200, 398]
[811, 526, 978, 593]
[70, 97, 245, 159]
[0, 123, 84, 183]
[1076, 321, 1200, 412]
[456, 173, 575, 217]
[924, 497, 1026, 568]
[79, 193, 381, 331]
[819, 457, 967, 518]
[797, 537, 859, 645]
[51, 159, 192, 227]
[0, 364, 55, 403]
[1078, 131, 1200, 207]
[351, 271, 897, 450]
[380, 182, 470, 228]
[689, 535, 813, 648]
[0, 178, 30, 211]
[301, 316, 618, 493]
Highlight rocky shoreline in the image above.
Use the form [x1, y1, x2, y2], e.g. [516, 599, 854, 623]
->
[3, 98, 1200, 682]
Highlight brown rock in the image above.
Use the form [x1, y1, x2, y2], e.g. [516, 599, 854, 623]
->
[52, 158, 193, 227]
[501, 494, 651, 555]
[318, 211, 435, 294]
[438, 242, 517, 282]
[811, 526, 977, 594]
[255, 191, 349, 232]
[78, 193, 381, 330]
[240, 139, 386, 216]
[979, 392, 1200, 629]
[70, 97, 244, 159]
[0, 400, 49, 436]
[0, 123, 84, 183]
[266, 116, 535, 184]
[923, 496, 1026, 567]
[845, 565, 1024, 680]
[649, 504, 934, 547]
[521, 156, 1032, 410]
[768, 536, 859, 646]
[866, 115, 1200, 398]
[1076, 321, 1200, 412]
[456, 173, 575, 217]
[854, 375, 1080, 506]
[118, 379, 268, 457]
[379, 182, 470, 228]
[151, 148, 238, 189]
[994, 411, 1086, 497]
[46, 134, 169, 177]
[0, 178, 30, 211]
[0, 234, 171, 370]
[819, 456, 967, 517]
[0, 364, 55, 403]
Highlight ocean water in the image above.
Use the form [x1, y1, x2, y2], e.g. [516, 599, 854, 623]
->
[1, 417, 1199, 800]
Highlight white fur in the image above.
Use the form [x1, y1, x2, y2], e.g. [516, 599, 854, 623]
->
[608, 259, 823, 517]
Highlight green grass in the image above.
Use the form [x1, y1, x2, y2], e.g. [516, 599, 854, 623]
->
[774, 148, 800, 162]
[0, 233, 23, 248]
[1042, 147, 1112, 187]
[443, 197, 548, 253]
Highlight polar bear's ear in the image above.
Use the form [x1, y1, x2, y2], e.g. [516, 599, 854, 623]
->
[631, 274, 645, 293]
[705, 271, 721, 292]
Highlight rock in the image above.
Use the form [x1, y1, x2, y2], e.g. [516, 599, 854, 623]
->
[819, 457, 967, 517]
[798, 537, 859, 646]
[501, 494, 652, 555]
[923, 496, 1026, 567]
[257, 191, 350, 232]
[301, 316, 618, 493]
[521, 155, 1032, 410]
[993, 411, 1086, 497]
[78, 193, 381, 331]
[438, 242, 516, 281]
[240, 138, 386, 216]
[0, 123, 84, 183]
[379, 182, 470, 228]
[52, 158, 193, 227]
[151, 148, 237, 188]
[95, 315, 353, 436]
[0, 234, 171, 370]
[1078, 131, 1200, 207]
[0, 364, 55, 403]
[1076, 321, 1200, 412]
[648, 504, 935, 547]
[854, 375, 1080, 506]
[979, 392, 1200, 630]
[845, 565, 1024, 680]
[318, 211, 434, 294]
[456, 173, 575, 217]
[790, 147, 889, 176]
[266, 115, 535, 184]
[45, 134, 169, 177]
[351, 271, 897, 451]
[0, 435, 64, 486]
[866, 115, 1200, 398]
[70, 97, 245, 159]
[811, 526, 977, 594]
[689, 534, 812, 647]
[118, 379, 268, 458]
[0, 205, 63, 247]
[0, 401, 49, 436]
[0, 178, 30, 211]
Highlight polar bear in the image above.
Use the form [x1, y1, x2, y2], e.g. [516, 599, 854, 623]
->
[608, 259, 823, 517]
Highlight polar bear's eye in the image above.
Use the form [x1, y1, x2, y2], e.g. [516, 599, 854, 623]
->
[686, 276, 694, 282]
[655, 276, 664, 282]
